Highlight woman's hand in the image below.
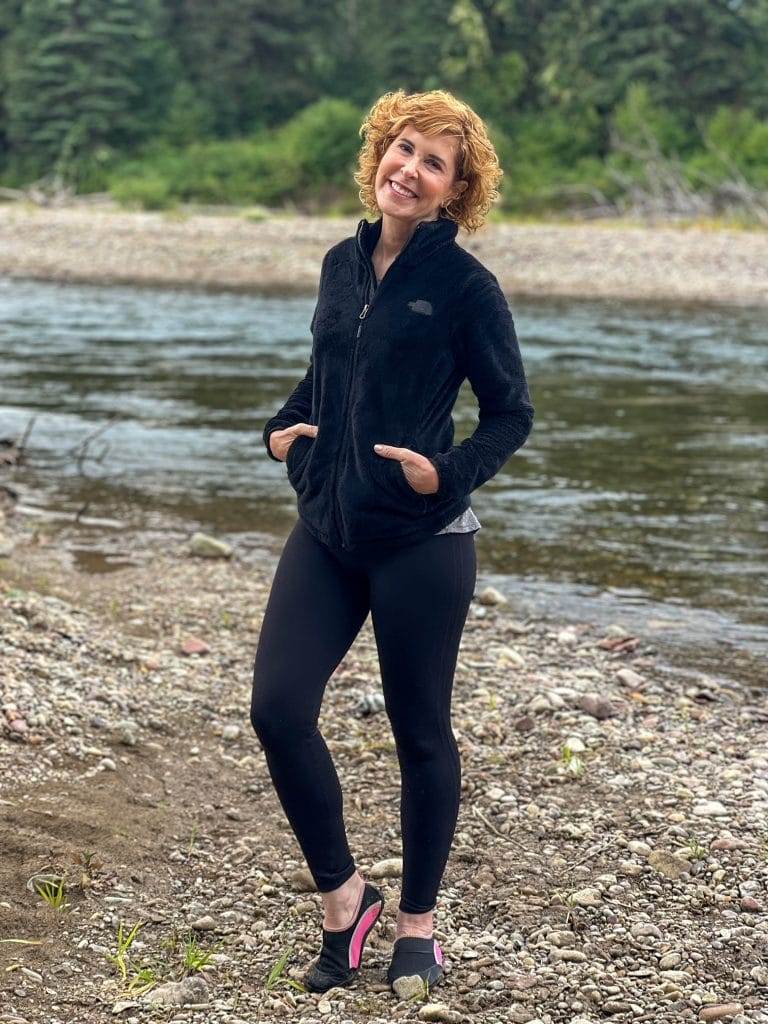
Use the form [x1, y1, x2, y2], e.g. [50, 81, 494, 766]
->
[270, 423, 318, 461]
[373, 443, 440, 495]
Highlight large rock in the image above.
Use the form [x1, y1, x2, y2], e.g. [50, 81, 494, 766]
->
[188, 532, 232, 558]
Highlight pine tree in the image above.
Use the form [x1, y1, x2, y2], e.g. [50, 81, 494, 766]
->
[5, 0, 174, 182]
[539, 0, 763, 132]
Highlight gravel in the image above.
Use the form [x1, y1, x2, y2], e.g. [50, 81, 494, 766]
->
[1, 203, 767, 307]
[1, 498, 767, 1022]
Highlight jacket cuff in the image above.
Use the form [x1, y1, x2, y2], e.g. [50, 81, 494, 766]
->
[263, 422, 286, 462]
[427, 454, 463, 502]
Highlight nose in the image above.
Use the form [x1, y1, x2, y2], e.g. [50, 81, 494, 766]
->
[401, 154, 418, 177]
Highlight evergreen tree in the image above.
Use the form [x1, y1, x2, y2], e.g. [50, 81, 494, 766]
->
[0, 0, 23, 168]
[538, 0, 764, 140]
[5, 0, 175, 182]
[162, 0, 327, 136]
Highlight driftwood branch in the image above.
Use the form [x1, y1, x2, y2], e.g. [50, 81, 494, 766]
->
[0, 413, 119, 477]
[531, 114, 768, 224]
[601, 117, 768, 224]
[71, 416, 119, 475]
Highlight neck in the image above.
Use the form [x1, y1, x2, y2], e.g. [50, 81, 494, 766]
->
[378, 212, 437, 259]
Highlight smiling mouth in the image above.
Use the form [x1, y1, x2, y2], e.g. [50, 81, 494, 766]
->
[389, 179, 418, 199]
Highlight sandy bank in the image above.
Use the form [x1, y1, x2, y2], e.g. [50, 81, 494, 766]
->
[1, 204, 767, 307]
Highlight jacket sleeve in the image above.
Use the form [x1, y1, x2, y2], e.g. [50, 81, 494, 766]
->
[426, 272, 534, 499]
[262, 252, 328, 462]
[262, 358, 314, 461]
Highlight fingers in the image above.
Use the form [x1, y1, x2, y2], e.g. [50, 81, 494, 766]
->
[275, 423, 318, 461]
[373, 444, 408, 460]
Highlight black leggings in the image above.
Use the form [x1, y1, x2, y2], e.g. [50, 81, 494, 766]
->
[250, 517, 476, 914]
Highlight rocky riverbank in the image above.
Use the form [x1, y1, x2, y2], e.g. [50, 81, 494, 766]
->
[1, 203, 767, 306]
[1, 507, 767, 1024]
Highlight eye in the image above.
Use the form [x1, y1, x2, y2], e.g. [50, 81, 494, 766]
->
[398, 142, 442, 170]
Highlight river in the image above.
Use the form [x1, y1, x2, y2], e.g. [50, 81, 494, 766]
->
[1, 276, 766, 690]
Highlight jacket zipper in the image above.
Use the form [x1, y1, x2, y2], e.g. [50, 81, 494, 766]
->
[329, 222, 425, 548]
[329, 273, 375, 548]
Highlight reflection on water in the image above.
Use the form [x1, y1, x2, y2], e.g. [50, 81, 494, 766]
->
[1, 276, 766, 688]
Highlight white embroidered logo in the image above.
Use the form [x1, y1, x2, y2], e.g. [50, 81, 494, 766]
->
[408, 299, 433, 316]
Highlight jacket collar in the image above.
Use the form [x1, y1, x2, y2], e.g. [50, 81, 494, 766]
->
[356, 214, 459, 269]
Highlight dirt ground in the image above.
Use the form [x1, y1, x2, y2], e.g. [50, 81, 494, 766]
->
[1, 509, 767, 1024]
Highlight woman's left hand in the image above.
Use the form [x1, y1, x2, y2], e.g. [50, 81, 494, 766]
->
[373, 444, 440, 495]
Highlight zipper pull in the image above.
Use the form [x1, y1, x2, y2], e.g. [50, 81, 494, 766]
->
[359, 303, 369, 320]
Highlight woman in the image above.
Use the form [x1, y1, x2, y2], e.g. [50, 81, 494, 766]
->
[251, 88, 534, 994]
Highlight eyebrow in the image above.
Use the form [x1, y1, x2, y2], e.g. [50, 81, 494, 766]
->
[399, 136, 448, 169]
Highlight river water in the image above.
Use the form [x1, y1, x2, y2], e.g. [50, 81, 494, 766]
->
[1, 276, 766, 690]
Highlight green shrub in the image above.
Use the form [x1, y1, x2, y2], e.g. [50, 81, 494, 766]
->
[106, 97, 364, 209]
[111, 173, 176, 210]
[686, 106, 768, 189]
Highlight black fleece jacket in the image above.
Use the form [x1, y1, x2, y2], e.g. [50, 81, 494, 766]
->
[263, 214, 534, 552]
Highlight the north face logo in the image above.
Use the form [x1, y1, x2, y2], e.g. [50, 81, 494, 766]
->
[408, 299, 433, 316]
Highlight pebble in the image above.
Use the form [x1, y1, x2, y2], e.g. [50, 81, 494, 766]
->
[710, 836, 748, 851]
[528, 694, 552, 713]
[578, 693, 620, 719]
[367, 857, 403, 879]
[179, 637, 210, 656]
[615, 667, 645, 688]
[357, 691, 386, 715]
[628, 840, 652, 856]
[418, 1005, 463, 1023]
[2, 516, 767, 1024]
[570, 887, 602, 907]
[659, 952, 683, 969]
[189, 915, 216, 931]
[692, 800, 729, 816]
[550, 948, 587, 962]
[619, 860, 644, 876]
[392, 975, 427, 1000]
[698, 1004, 744, 1022]
[740, 896, 762, 912]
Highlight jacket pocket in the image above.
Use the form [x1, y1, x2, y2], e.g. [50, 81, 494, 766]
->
[286, 433, 314, 486]
[375, 455, 428, 514]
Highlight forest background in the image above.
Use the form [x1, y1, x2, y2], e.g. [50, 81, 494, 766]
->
[1, 0, 767, 223]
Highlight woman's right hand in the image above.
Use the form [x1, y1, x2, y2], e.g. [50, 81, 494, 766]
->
[269, 423, 318, 462]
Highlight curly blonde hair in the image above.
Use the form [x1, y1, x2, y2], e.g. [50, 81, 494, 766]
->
[354, 88, 503, 234]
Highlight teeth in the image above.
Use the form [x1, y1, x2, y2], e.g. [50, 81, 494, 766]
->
[390, 180, 416, 198]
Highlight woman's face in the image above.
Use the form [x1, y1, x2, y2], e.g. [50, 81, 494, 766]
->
[374, 126, 466, 224]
